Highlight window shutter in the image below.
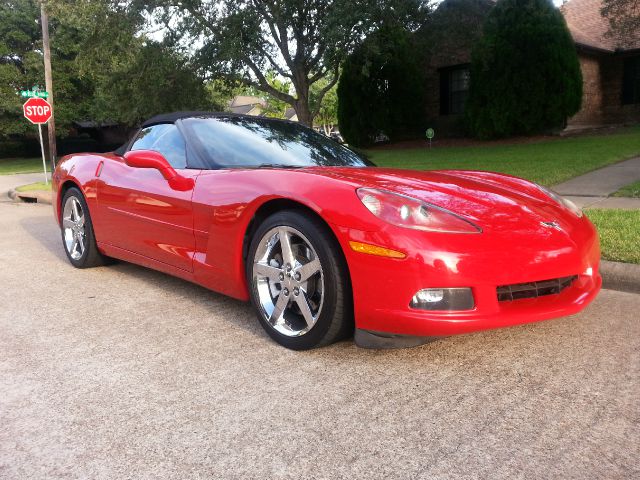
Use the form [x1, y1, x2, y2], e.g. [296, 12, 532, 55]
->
[440, 71, 450, 115]
[621, 57, 638, 105]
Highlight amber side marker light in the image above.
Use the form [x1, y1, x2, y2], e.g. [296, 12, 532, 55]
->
[349, 241, 406, 259]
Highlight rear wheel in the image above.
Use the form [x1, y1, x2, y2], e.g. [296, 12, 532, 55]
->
[60, 187, 110, 268]
[247, 210, 352, 350]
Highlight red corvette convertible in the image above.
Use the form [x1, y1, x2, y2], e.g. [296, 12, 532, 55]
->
[52, 112, 601, 349]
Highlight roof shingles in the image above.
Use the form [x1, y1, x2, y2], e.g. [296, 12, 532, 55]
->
[561, 0, 640, 52]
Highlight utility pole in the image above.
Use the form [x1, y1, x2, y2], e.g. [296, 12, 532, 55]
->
[40, 2, 57, 170]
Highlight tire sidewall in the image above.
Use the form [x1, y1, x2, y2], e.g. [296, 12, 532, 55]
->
[247, 211, 345, 350]
[60, 187, 95, 268]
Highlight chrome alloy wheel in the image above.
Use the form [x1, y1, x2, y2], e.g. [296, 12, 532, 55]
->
[252, 226, 324, 337]
[62, 196, 86, 260]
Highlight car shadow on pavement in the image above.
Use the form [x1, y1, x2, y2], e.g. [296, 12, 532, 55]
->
[19, 206, 69, 263]
[19, 210, 268, 341]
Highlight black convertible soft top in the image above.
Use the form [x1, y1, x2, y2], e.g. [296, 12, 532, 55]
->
[141, 111, 222, 128]
[116, 111, 304, 156]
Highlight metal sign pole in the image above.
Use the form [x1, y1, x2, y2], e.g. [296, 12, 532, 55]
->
[37, 124, 48, 185]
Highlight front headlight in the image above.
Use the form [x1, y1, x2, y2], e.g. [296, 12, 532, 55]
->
[357, 188, 481, 234]
[535, 184, 583, 218]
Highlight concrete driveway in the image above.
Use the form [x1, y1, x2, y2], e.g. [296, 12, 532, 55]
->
[1, 202, 638, 479]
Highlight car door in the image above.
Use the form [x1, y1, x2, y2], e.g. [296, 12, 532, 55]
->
[96, 123, 199, 272]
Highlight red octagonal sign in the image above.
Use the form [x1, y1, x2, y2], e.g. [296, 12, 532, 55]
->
[23, 97, 52, 124]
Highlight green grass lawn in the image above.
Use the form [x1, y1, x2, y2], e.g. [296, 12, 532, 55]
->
[612, 180, 640, 198]
[368, 127, 640, 186]
[0, 157, 43, 175]
[586, 209, 640, 264]
[15, 181, 51, 192]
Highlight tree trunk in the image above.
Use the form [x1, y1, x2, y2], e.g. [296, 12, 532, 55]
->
[294, 100, 313, 127]
[292, 68, 313, 127]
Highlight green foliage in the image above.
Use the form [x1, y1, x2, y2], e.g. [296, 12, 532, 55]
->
[257, 72, 293, 118]
[466, 0, 583, 139]
[0, 0, 66, 137]
[311, 78, 338, 133]
[51, 0, 213, 126]
[337, 26, 426, 147]
[205, 78, 246, 112]
[0, 0, 215, 141]
[87, 43, 212, 126]
[601, 0, 640, 47]
[147, 0, 428, 125]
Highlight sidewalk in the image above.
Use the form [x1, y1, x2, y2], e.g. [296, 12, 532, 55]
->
[553, 156, 640, 209]
[0, 172, 48, 203]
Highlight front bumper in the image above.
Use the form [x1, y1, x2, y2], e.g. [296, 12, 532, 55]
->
[333, 217, 601, 338]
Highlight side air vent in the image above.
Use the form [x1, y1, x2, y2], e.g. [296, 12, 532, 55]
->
[497, 275, 578, 302]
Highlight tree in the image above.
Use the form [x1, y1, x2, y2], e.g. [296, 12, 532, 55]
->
[602, 0, 640, 47]
[256, 71, 293, 118]
[466, 0, 582, 139]
[0, 0, 217, 141]
[48, 0, 214, 127]
[0, 0, 95, 138]
[311, 78, 338, 135]
[337, 26, 427, 147]
[88, 43, 214, 126]
[144, 0, 428, 126]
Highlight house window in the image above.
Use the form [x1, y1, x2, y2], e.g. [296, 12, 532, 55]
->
[622, 56, 640, 105]
[440, 66, 470, 115]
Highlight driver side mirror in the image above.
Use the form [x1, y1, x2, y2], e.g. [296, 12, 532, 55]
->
[124, 150, 194, 191]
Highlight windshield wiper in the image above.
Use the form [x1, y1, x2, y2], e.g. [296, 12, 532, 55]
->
[253, 163, 305, 169]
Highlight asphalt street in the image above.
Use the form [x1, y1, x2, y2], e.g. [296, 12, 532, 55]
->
[1, 201, 639, 479]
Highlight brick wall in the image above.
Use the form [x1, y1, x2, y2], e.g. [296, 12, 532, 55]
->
[601, 55, 640, 124]
[567, 53, 604, 127]
[568, 52, 640, 128]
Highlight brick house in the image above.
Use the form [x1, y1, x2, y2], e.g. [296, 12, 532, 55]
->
[562, 0, 640, 129]
[424, 0, 640, 136]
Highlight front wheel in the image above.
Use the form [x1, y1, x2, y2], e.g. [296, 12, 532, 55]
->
[247, 210, 352, 350]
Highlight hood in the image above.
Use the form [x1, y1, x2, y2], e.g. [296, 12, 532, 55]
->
[306, 167, 580, 235]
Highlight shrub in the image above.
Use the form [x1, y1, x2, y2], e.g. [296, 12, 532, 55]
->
[466, 0, 583, 139]
[337, 26, 426, 147]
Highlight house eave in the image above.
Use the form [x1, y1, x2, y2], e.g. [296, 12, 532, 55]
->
[574, 42, 614, 56]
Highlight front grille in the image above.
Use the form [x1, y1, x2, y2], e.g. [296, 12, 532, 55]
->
[497, 275, 578, 302]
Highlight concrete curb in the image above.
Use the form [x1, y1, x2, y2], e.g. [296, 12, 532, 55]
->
[8, 188, 52, 205]
[600, 260, 640, 294]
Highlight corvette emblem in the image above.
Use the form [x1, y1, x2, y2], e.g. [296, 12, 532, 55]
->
[541, 221, 562, 231]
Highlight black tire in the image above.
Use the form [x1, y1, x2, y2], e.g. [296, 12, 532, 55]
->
[246, 210, 353, 350]
[60, 187, 111, 268]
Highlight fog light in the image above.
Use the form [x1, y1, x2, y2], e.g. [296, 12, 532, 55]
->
[415, 289, 444, 303]
[410, 288, 474, 311]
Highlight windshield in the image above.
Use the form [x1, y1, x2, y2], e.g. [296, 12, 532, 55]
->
[182, 116, 368, 168]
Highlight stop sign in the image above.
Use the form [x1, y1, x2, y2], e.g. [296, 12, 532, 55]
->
[23, 97, 52, 124]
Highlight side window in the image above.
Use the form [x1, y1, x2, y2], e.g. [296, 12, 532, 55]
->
[130, 124, 187, 169]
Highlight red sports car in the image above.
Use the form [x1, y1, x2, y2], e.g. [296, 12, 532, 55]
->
[52, 112, 601, 349]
